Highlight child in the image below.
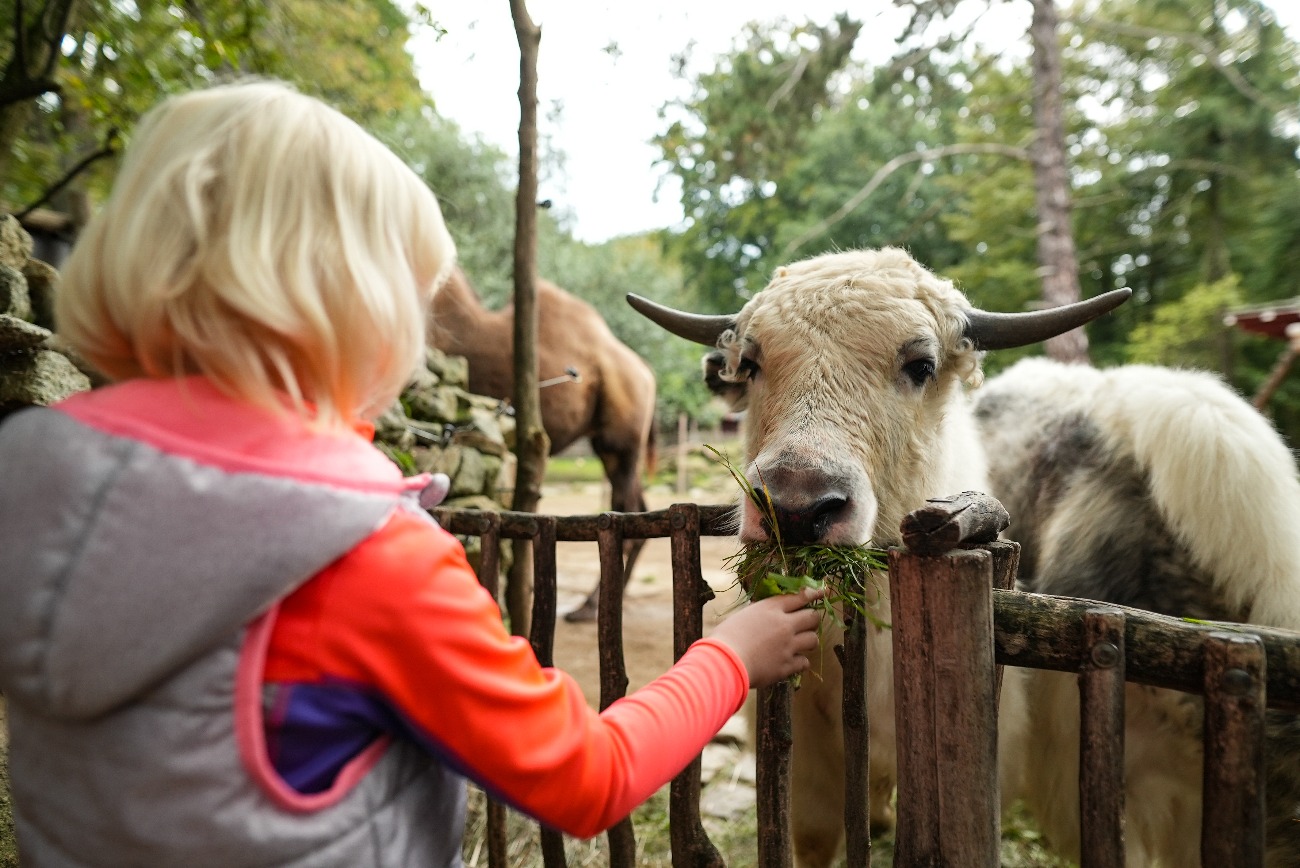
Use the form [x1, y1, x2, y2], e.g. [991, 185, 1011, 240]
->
[0, 80, 824, 866]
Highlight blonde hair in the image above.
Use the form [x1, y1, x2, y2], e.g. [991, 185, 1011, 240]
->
[57, 79, 456, 427]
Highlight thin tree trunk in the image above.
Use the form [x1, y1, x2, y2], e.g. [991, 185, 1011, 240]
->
[1029, 0, 1089, 364]
[507, 0, 547, 637]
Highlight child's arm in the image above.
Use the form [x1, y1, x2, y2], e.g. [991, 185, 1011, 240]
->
[265, 509, 818, 837]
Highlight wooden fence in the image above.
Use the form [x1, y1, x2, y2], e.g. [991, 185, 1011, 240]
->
[434, 499, 1300, 868]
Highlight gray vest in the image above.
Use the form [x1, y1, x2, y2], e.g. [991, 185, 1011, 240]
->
[0, 408, 467, 867]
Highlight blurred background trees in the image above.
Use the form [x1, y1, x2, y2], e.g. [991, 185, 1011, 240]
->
[5, 0, 1300, 437]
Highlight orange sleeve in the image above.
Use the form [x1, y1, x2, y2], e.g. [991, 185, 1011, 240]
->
[266, 508, 749, 837]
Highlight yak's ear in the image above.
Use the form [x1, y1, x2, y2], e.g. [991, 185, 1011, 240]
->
[702, 350, 749, 411]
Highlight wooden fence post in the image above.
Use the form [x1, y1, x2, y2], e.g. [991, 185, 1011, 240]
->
[840, 609, 871, 867]
[1202, 632, 1266, 868]
[1078, 607, 1126, 868]
[889, 546, 1000, 867]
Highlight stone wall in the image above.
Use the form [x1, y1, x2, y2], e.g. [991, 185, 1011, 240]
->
[0, 215, 95, 415]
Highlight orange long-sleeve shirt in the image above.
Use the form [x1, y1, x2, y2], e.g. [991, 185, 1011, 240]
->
[263, 493, 748, 838]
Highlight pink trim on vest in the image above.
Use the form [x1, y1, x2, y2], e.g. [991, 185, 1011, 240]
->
[57, 377, 429, 495]
[235, 608, 392, 813]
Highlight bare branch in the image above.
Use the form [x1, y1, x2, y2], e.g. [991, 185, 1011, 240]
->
[35, 0, 76, 82]
[16, 127, 119, 219]
[0, 76, 60, 107]
[778, 141, 1029, 261]
[14, 0, 29, 73]
[766, 51, 810, 113]
[1, 0, 77, 106]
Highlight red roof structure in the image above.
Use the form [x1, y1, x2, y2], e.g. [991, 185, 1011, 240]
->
[1223, 299, 1300, 342]
[1223, 299, 1300, 410]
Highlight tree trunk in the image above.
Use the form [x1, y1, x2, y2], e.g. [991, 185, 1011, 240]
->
[0, 0, 80, 184]
[507, 0, 547, 638]
[1029, 0, 1089, 364]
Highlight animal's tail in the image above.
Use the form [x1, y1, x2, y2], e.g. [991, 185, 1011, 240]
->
[1097, 364, 1300, 631]
[643, 419, 658, 479]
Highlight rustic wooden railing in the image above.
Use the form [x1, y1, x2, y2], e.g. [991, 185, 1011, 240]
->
[434, 502, 737, 868]
[891, 492, 1300, 868]
[436, 498, 1300, 868]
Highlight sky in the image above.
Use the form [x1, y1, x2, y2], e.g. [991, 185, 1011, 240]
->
[410, 2, 1300, 245]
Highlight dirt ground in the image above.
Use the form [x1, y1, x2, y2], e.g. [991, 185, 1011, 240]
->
[537, 479, 743, 706]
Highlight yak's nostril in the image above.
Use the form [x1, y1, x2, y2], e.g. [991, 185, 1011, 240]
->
[811, 494, 848, 539]
[769, 494, 849, 546]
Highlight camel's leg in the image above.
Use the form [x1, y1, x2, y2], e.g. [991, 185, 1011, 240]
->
[564, 445, 644, 623]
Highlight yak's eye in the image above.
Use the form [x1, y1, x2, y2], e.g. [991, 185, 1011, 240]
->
[902, 357, 936, 387]
[735, 356, 760, 381]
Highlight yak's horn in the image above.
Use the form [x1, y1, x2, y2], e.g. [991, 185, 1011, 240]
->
[964, 288, 1132, 351]
[627, 293, 736, 347]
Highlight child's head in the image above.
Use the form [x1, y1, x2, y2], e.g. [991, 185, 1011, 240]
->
[57, 78, 455, 426]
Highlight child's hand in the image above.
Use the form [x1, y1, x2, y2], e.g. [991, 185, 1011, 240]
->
[710, 587, 827, 688]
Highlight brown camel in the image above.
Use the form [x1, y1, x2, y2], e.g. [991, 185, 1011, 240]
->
[428, 267, 657, 621]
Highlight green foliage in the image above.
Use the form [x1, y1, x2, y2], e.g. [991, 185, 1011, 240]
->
[546, 234, 718, 426]
[11, 0, 1300, 438]
[1126, 274, 1243, 368]
[377, 99, 714, 429]
[1068, 0, 1300, 296]
[651, 0, 1300, 384]
[375, 107, 520, 303]
[654, 14, 864, 307]
[773, 60, 975, 274]
[2, 0, 429, 211]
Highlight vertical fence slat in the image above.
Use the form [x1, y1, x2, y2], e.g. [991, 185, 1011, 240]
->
[597, 513, 636, 867]
[477, 512, 502, 603]
[529, 516, 558, 666]
[890, 547, 1000, 868]
[1202, 632, 1266, 868]
[840, 609, 871, 867]
[527, 516, 567, 868]
[1078, 607, 1126, 868]
[755, 681, 794, 868]
[466, 512, 509, 868]
[667, 503, 725, 868]
[889, 547, 940, 864]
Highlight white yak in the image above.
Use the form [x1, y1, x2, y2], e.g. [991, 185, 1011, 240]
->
[630, 246, 1300, 868]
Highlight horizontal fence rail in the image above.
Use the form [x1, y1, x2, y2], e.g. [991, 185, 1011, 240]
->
[992, 590, 1300, 712]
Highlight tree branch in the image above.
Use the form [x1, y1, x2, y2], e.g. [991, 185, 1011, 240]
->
[778, 141, 1029, 261]
[0, 76, 60, 107]
[766, 51, 810, 113]
[13, 0, 29, 73]
[16, 128, 119, 220]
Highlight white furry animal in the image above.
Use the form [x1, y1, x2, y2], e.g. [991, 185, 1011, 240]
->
[974, 357, 1300, 867]
[628, 246, 1300, 867]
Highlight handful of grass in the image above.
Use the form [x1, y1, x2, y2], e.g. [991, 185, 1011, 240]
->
[706, 446, 889, 630]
